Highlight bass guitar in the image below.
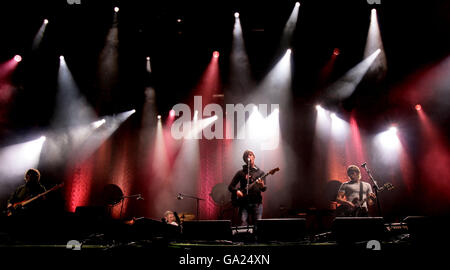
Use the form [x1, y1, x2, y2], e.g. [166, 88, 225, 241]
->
[6, 183, 64, 216]
[231, 167, 279, 207]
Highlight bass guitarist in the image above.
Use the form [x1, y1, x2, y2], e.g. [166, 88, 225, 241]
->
[336, 165, 376, 217]
[228, 150, 266, 226]
[7, 168, 47, 216]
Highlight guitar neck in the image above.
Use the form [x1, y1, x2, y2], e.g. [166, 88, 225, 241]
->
[21, 190, 49, 206]
[19, 184, 62, 207]
[246, 172, 269, 190]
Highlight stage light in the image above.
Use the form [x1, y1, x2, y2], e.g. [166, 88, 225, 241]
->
[364, 7, 386, 79]
[287, 48, 292, 55]
[60, 55, 64, 61]
[295, 2, 301, 7]
[213, 51, 220, 58]
[325, 49, 381, 100]
[177, 19, 182, 23]
[333, 48, 340, 56]
[157, 115, 161, 120]
[13, 55, 22, 63]
[415, 104, 422, 111]
[91, 119, 106, 129]
[389, 126, 398, 134]
[376, 126, 400, 152]
[146, 57, 152, 73]
[114, 7, 119, 13]
[234, 12, 239, 18]
[33, 19, 49, 50]
[169, 109, 176, 117]
[315, 105, 323, 111]
[373, 125, 402, 165]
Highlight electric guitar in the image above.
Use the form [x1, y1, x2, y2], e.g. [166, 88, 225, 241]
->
[6, 183, 64, 216]
[336, 182, 394, 217]
[231, 167, 279, 207]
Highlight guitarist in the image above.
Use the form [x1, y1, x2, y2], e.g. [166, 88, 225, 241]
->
[6, 168, 47, 216]
[228, 150, 266, 226]
[336, 165, 376, 217]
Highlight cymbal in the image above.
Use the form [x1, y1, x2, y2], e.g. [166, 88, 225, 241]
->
[210, 183, 231, 206]
[178, 212, 195, 221]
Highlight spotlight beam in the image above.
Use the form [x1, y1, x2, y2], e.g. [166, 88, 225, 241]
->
[279, 2, 301, 50]
[32, 19, 49, 50]
[325, 49, 381, 101]
[0, 137, 46, 182]
[55, 56, 96, 128]
[229, 13, 253, 92]
[364, 8, 387, 78]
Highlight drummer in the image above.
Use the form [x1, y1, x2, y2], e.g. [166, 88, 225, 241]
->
[163, 210, 180, 226]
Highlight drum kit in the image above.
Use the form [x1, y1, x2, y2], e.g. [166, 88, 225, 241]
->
[102, 182, 233, 221]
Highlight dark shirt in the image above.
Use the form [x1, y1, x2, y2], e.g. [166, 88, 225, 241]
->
[229, 165, 266, 204]
[7, 182, 46, 214]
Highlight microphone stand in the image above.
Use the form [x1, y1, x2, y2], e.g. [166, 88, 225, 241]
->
[362, 164, 382, 217]
[178, 193, 205, 221]
[247, 158, 251, 196]
[119, 194, 143, 220]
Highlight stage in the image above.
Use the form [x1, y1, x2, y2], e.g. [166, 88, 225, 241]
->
[1, 214, 448, 265]
[0, 1, 449, 266]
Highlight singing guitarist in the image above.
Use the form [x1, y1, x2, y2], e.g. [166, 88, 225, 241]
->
[6, 168, 47, 216]
[228, 150, 266, 226]
[336, 165, 376, 217]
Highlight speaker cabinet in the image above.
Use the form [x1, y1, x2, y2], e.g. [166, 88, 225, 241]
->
[332, 217, 385, 244]
[404, 216, 450, 246]
[182, 220, 232, 241]
[256, 218, 306, 242]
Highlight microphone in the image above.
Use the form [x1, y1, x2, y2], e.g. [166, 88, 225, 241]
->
[176, 193, 183, 200]
[136, 194, 144, 200]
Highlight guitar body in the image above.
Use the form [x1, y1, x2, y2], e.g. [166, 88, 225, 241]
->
[230, 168, 279, 207]
[6, 204, 25, 217]
[230, 187, 253, 207]
[335, 182, 394, 217]
[335, 198, 367, 217]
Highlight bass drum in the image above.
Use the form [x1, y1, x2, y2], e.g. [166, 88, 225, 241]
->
[209, 183, 231, 206]
[102, 184, 123, 207]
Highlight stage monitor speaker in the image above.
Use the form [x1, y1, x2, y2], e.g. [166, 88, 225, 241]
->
[75, 206, 107, 220]
[182, 220, 232, 241]
[256, 218, 306, 242]
[132, 218, 180, 240]
[332, 217, 385, 244]
[404, 216, 450, 246]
